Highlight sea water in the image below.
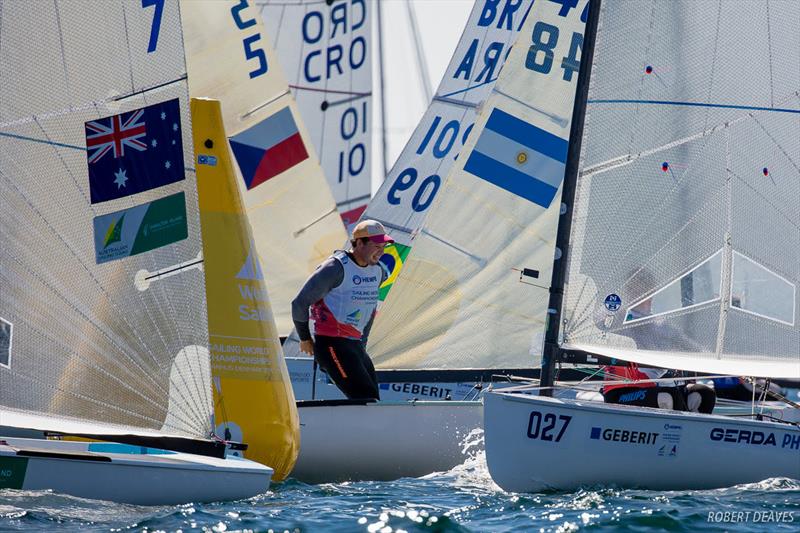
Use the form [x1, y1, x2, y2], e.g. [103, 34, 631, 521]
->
[0, 432, 797, 532]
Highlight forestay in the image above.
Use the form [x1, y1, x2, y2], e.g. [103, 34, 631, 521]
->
[561, 1, 800, 378]
[368, 0, 589, 370]
[0, 0, 211, 438]
[182, 0, 348, 336]
[258, 0, 372, 228]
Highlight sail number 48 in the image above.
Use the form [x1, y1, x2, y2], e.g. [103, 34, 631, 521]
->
[527, 411, 572, 442]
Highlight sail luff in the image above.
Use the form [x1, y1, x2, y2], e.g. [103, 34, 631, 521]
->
[541, 0, 602, 394]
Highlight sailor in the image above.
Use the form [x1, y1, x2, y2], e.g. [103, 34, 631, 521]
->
[711, 376, 785, 401]
[602, 295, 716, 413]
[291, 220, 391, 400]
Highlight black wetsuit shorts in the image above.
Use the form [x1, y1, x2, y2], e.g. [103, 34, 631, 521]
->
[312, 335, 380, 400]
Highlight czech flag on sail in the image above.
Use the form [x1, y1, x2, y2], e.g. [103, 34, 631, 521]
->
[464, 108, 568, 208]
[378, 243, 411, 301]
[229, 107, 309, 190]
[85, 99, 185, 204]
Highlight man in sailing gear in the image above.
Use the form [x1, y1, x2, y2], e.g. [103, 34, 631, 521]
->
[291, 220, 391, 400]
[602, 296, 716, 413]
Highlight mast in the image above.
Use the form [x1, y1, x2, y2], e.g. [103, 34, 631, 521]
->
[405, 1, 433, 103]
[539, 0, 602, 396]
[376, 0, 389, 180]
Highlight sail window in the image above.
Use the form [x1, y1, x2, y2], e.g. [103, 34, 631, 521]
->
[730, 252, 795, 326]
[624, 250, 723, 323]
[0, 317, 11, 368]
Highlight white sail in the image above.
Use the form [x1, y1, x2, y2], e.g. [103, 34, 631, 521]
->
[0, 0, 212, 438]
[277, 0, 536, 359]
[258, 0, 372, 227]
[560, 0, 800, 378]
[182, 0, 348, 336]
[368, 0, 589, 370]
[362, 0, 534, 248]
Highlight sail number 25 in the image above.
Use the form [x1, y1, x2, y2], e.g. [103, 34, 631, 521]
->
[527, 411, 572, 442]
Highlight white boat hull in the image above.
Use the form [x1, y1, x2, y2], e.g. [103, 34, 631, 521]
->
[287, 357, 484, 401]
[484, 391, 800, 492]
[0, 437, 271, 505]
[292, 400, 482, 483]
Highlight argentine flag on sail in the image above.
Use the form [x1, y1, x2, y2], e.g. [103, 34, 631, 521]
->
[464, 108, 567, 208]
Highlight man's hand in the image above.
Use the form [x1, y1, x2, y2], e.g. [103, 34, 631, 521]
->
[299, 340, 314, 355]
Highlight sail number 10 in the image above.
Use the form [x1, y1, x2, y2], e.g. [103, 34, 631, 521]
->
[527, 410, 572, 442]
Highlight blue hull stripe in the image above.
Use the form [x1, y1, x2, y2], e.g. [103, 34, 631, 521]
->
[473, 128, 565, 189]
[464, 151, 559, 208]
[485, 108, 568, 163]
[230, 107, 298, 150]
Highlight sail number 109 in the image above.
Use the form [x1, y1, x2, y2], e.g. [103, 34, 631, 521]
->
[527, 411, 572, 442]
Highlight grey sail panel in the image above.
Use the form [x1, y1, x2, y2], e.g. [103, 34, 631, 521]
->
[561, 0, 800, 377]
[0, 0, 213, 436]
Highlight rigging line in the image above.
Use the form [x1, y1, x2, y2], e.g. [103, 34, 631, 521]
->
[120, 0, 136, 94]
[589, 99, 800, 115]
[288, 84, 371, 98]
[405, 0, 432, 103]
[241, 89, 291, 119]
[495, 88, 569, 128]
[438, 77, 498, 100]
[728, 168, 800, 230]
[750, 114, 800, 176]
[376, 0, 388, 179]
[0, 132, 85, 151]
[111, 75, 188, 102]
[293, 205, 338, 237]
[431, 96, 478, 109]
[53, 1, 72, 108]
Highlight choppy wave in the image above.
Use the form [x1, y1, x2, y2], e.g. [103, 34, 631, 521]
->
[0, 431, 797, 532]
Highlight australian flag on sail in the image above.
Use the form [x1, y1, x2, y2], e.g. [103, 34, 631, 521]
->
[229, 106, 309, 190]
[464, 108, 568, 208]
[85, 99, 184, 204]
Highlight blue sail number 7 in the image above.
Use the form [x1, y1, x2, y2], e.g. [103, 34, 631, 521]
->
[142, 0, 164, 54]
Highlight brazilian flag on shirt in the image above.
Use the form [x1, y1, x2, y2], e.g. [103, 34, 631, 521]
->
[378, 243, 411, 301]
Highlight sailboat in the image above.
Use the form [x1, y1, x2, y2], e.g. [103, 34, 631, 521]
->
[0, 0, 274, 504]
[279, 0, 540, 406]
[288, 0, 594, 483]
[484, 0, 800, 492]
